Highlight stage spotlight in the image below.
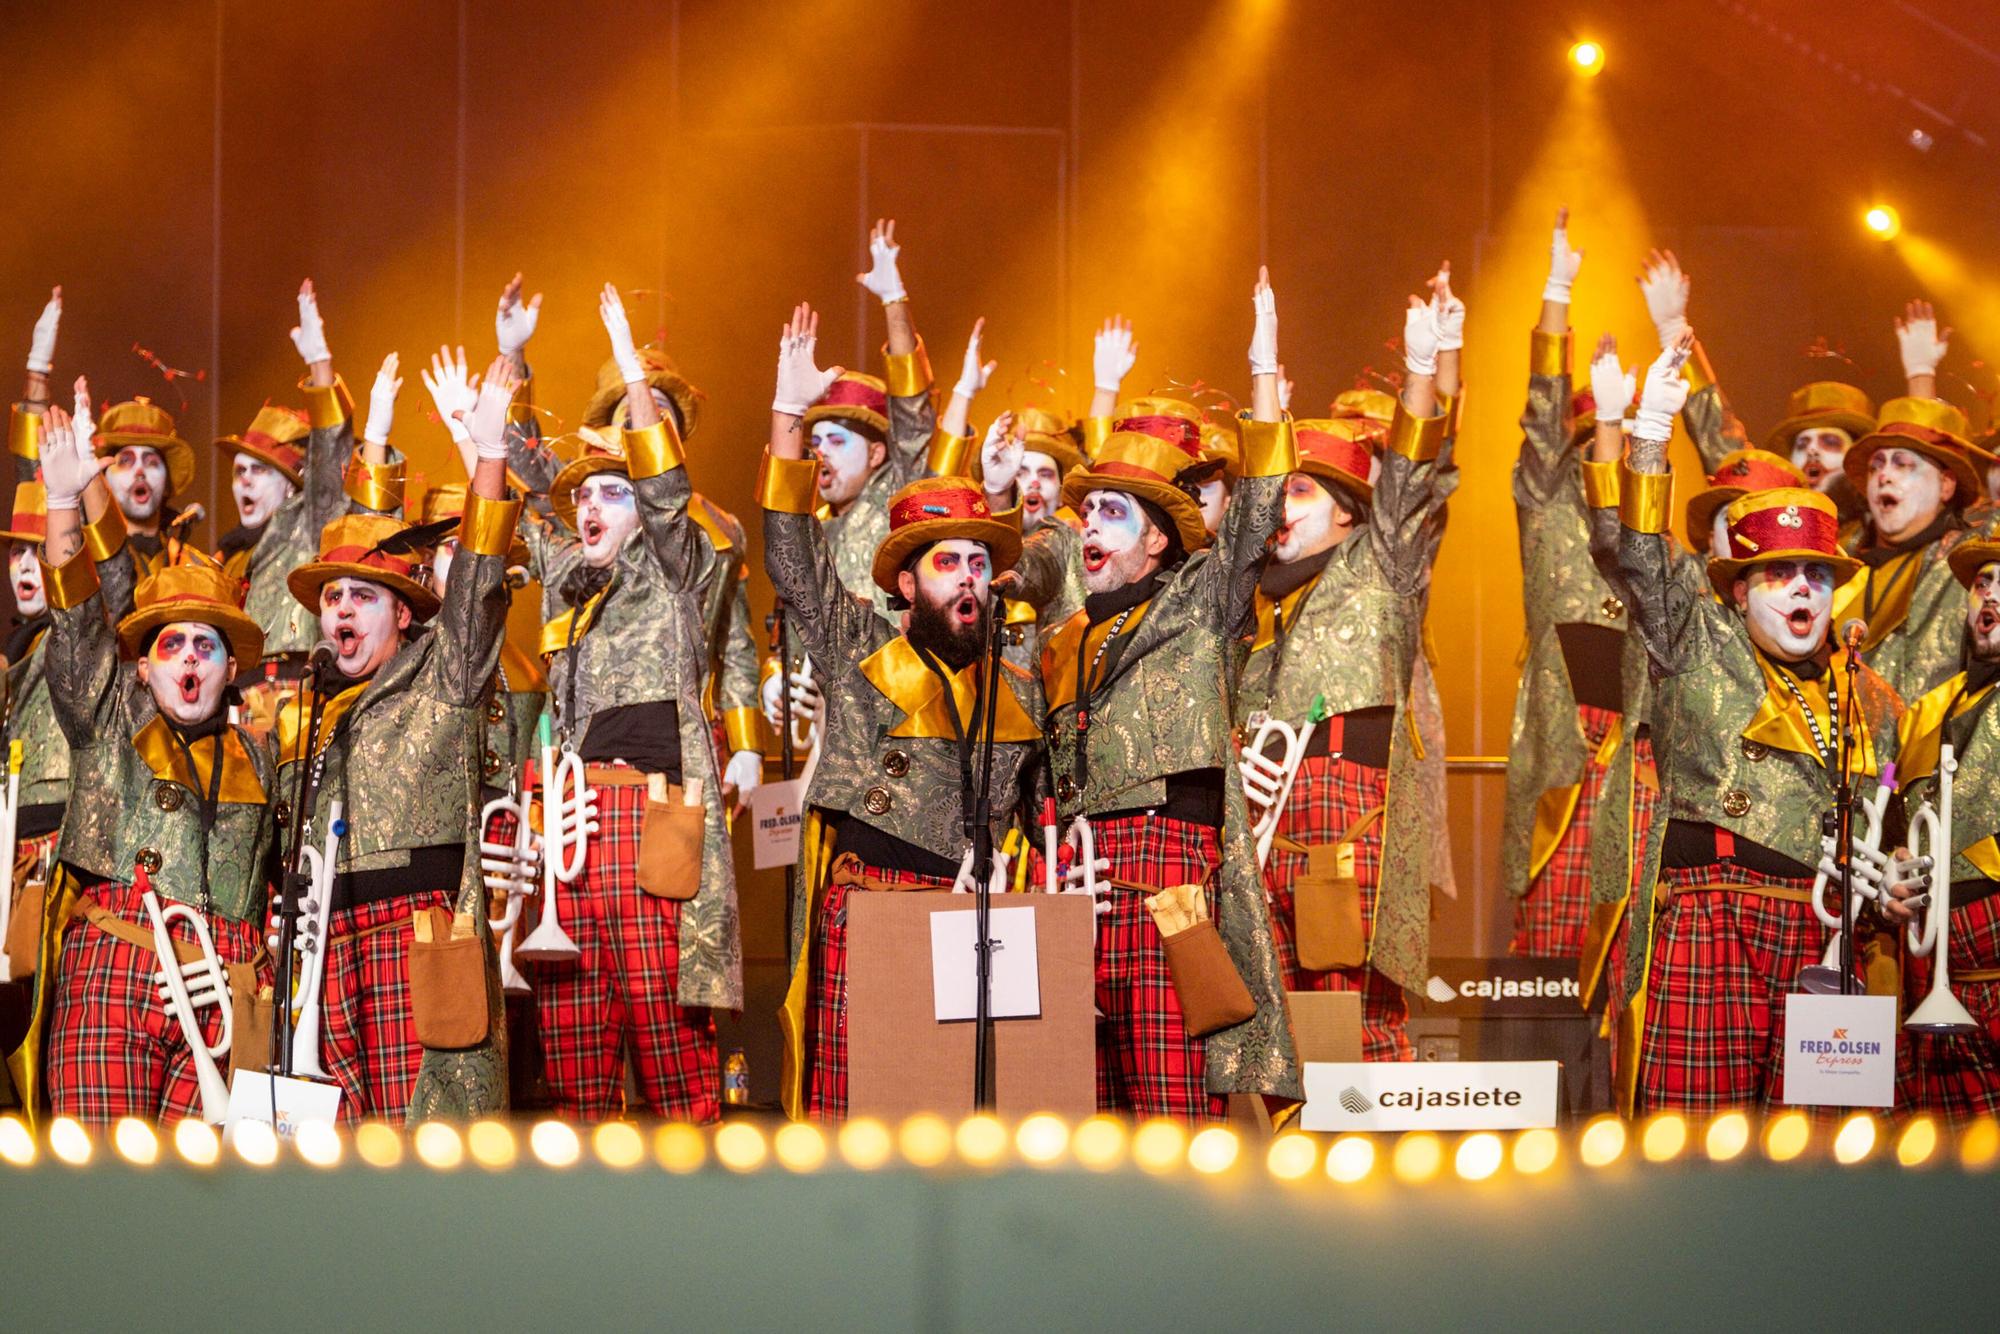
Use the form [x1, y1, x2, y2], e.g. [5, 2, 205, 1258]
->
[1568, 41, 1605, 76]
[1864, 204, 1902, 240]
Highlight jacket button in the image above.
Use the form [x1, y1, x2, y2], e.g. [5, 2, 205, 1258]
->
[863, 786, 893, 816]
[1057, 775, 1080, 806]
[484, 751, 503, 779]
[274, 801, 291, 828]
[1601, 595, 1626, 620]
[135, 848, 163, 874]
[153, 782, 185, 812]
[1740, 740, 1769, 762]
[1721, 789, 1751, 818]
[882, 750, 910, 778]
[487, 700, 507, 725]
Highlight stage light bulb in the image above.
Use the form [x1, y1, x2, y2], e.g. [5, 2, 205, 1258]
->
[295, 1122, 343, 1168]
[1327, 1135, 1376, 1183]
[773, 1122, 828, 1173]
[1705, 1112, 1750, 1163]
[1763, 1111, 1810, 1163]
[1569, 41, 1605, 76]
[175, 1119, 222, 1167]
[1579, 1116, 1626, 1168]
[1392, 1132, 1443, 1184]
[1894, 1117, 1936, 1169]
[836, 1118, 891, 1171]
[413, 1122, 464, 1171]
[656, 1123, 708, 1174]
[232, 1119, 280, 1167]
[1266, 1134, 1317, 1181]
[1454, 1132, 1503, 1181]
[1187, 1127, 1240, 1175]
[1072, 1116, 1127, 1171]
[529, 1119, 580, 1169]
[354, 1122, 404, 1168]
[956, 1114, 1008, 1166]
[1864, 204, 1902, 240]
[1833, 1114, 1877, 1165]
[48, 1117, 92, 1166]
[1015, 1114, 1070, 1165]
[0, 1115, 38, 1167]
[1133, 1119, 1188, 1174]
[1512, 1128, 1560, 1176]
[1959, 1116, 1998, 1170]
[898, 1114, 952, 1168]
[467, 1120, 517, 1169]
[593, 1122, 646, 1170]
[113, 1118, 158, 1166]
[714, 1123, 768, 1172]
[1641, 1113, 1688, 1163]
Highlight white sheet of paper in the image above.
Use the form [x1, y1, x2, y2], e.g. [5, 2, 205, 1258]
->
[748, 778, 806, 869]
[930, 904, 1041, 1022]
[225, 1070, 343, 1139]
[1781, 992, 1897, 1108]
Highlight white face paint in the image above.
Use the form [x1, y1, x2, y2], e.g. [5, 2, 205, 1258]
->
[575, 473, 638, 568]
[1968, 564, 2000, 661]
[430, 537, 459, 599]
[1273, 474, 1341, 564]
[900, 538, 992, 628]
[1791, 427, 1852, 491]
[1867, 446, 1953, 544]
[9, 543, 45, 617]
[1196, 475, 1229, 536]
[318, 576, 411, 678]
[1735, 559, 1836, 659]
[1078, 488, 1162, 595]
[106, 445, 168, 523]
[136, 620, 234, 726]
[1710, 507, 1733, 561]
[811, 422, 878, 509]
[232, 452, 294, 528]
[1018, 450, 1062, 529]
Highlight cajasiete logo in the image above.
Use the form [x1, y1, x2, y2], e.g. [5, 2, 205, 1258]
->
[1339, 1086, 1375, 1115]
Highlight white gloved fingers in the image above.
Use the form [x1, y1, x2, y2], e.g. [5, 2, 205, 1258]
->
[1248, 268, 1279, 376]
[27, 287, 60, 374]
[495, 273, 542, 357]
[290, 279, 331, 365]
[1092, 316, 1138, 393]
[1402, 297, 1440, 377]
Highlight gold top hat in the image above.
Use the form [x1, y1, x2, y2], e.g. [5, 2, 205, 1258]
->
[1684, 449, 1808, 550]
[287, 512, 443, 621]
[0, 480, 48, 545]
[582, 347, 704, 440]
[804, 372, 891, 437]
[116, 554, 264, 665]
[1706, 486, 1861, 599]
[95, 397, 196, 498]
[420, 481, 530, 567]
[1059, 400, 1209, 552]
[1762, 381, 1875, 456]
[1843, 396, 1982, 503]
[1293, 418, 1381, 502]
[1947, 537, 2000, 590]
[869, 476, 1023, 597]
[213, 404, 310, 486]
[1015, 406, 1087, 476]
[547, 426, 632, 532]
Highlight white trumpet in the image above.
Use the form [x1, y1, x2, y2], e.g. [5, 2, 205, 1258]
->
[1903, 744, 1979, 1034]
[0, 740, 22, 983]
[514, 736, 595, 963]
[1800, 767, 1898, 994]
[479, 772, 539, 995]
[1242, 714, 1314, 870]
[143, 883, 233, 1125]
[1059, 815, 1110, 915]
[283, 801, 344, 1079]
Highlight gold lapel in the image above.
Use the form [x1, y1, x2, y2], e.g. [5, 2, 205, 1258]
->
[499, 640, 549, 695]
[1041, 601, 1151, 711]
[131, 715, 267, 805]
[277, 681, 370, 765]
[539, 582, 610, 658]
[690, 496, 733, 552]
[1896, 670, 1993, 785]
[1250, 577, 1319, 653]
[1831, 550, 1921, 650]
[859, 636, 1040, 743]
[1746, 651, 1877, 776]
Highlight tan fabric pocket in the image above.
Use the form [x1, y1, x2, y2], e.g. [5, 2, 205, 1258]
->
[1159, 919, 1257, 1038]
[4, 876, 44, 979]
[409, 907, 490, 1049]
[227, 965, 273, 1079]
[638, 777, 704, 900]
[1294, 843, 1366, 972]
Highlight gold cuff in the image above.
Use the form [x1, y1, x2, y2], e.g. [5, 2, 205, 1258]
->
[9, 404, 42, 461]
[1079, 415, 1114, 459]
[508, 372, 537, 426]
[1238, 417, 1299, 479]
[622, 421, 684, 481]
[927, 430, 975, 479]
[1619, 465, 1674, 534]
[458, 490, 523, 558]
[41, 548, 99, 610]
[300, 375, 354, 431]
[1683, 341, 1716, 393]
[82, 503, 128, 563]
[758, 454, 821, 515]
[1442, 388, 1464, 441]
[344, 450, 406, 514]
[1530, 329, 1571, 379]
[723, 707, 764, 757]
[881, 338, 932, 398]
[1581, 459, 1623, 509]
[1386, 403, 1446, 463]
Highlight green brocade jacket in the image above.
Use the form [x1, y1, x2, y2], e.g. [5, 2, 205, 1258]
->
[1832, 511, 1997, 704]
[3, 631, 69, 813]
[690, 494, 763, 752]
[1897, 671, 2000, 884]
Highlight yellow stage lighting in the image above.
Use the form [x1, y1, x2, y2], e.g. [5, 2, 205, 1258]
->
[1569, 41, 1605, 76]
[1864, 204, 1902, 240]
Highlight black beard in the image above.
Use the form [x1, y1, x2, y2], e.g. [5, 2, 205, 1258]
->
[907, 586, 989, 671]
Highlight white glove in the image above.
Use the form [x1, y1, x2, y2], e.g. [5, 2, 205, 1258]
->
[1637, 249, 1691, 348]
[71, 375, 94, 448]
[1542, 210, 1583, 304]
[1895, 299, 1949, 378]
[723, 749, 764, 806]
[1630, 338, 1693, 443]
[1430, 264, 1465, 352]
[773, 304, 841, 416]
[1589, 340, 1636, 426]
[980, 413, 1022, 497]
[494, 272, 542, 358]
[38, 408, 106, 512]
[1277, 369, 1293, 413]
[855, 218, 907, 305]
[1058, 818, 1111, 914]
[362, 353, 401, 445]
[953, 317, 996, 400]
[1248, 269, 1279, 376]
[1093, 317, 1137, 394]
[26, 287, 59, 374]
[290, 279, 331, 365]
[1402, 298, 1440, 377]
[463, 359, 518, 462]
[1883, 849, 1933, 907]
[599, 282, 646, 385]
[420, 344, 479, 447]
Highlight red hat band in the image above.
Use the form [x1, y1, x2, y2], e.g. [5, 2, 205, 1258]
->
[8, 512, 46, 538]
[241, 430, 305, 470]
[1298, 430, 1374, 482]
[1114, 414, 1202, 456]
[1710, 458, 1799, 491]
[1728, 503, 1839, 561]
[819, 377, 889, 417]
[320, 544, 420, 580]
[888, 485, 994, 532]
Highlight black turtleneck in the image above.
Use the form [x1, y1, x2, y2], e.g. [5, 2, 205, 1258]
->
[1258, 547, 1334, 602]
[216, 523, 265, 560]
[1082, 565, 1173, 625]
[4, 611, 49, 665]
[1859, 508, 1956, 566]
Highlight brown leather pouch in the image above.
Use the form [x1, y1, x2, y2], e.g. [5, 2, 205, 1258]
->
[1160, 919, 1257, 1038]
[4, 877, 43, 979]
[1294, 842, 1366, 972]
[408, 907, 489, 1049]
[228, 966, 274, 1079]
[638, 776, 704, 900]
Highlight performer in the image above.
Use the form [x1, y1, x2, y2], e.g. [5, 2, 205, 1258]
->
[981, 406, 1089, 637]
[1235, 272, 1456, 1062]
[1599, 335, 1904, 1113]
[761, 303, 1041, 1119]
[29, 406, 276, 1125]
[88, 389, 200, 579]
[276, 359, 523, 1123]
[1012, 269, 1300, 1121]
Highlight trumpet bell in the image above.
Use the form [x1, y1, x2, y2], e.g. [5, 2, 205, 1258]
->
[1905, 985, 1979, 1035]
[1796, 963, 1848, 996]
[513, 923, 581, 963]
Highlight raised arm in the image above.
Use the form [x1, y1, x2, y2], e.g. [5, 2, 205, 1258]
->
[1516, 209, 1585, 507]
[598, 282, 707, 589]
[10, 287, 61, 486]
[1201, 268, 1296, 631]
[1636, 249, 1740, 472]
[857, 219, 937, 475]
[34, 406, 121, 746]
[431, 358, 523, 706]
[1371, 269, 1461, 596]
[1896, 299, 1948, 402]
[937, 317, 995, 443]
[1615, 333, 1702, 676]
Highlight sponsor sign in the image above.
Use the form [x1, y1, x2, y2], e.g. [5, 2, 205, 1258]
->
[1300, 1060, 1561, 1132]
[1409, 957, 1583, 1018]
[749, 778, 806, 869]
[1781, 993, 1896, 1108]
[225, 1071, 342, 1139]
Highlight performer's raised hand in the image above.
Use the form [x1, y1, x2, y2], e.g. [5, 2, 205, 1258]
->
[363, 352, 402, 447]
[1589, 333, 1636, 427]
[494, 271, 542, 363]
[38, 401, 107, 511]
[26, 286, 61, 375]
[1543, 207, 1583, 304]
[980, 411, 1022, 499]
[290, 278, 332, 368]
[855, 218, 907, 305]
[1637, 248, 1691, 349]
[598, 282, 645, 386]
[953, 317, 996, 402]
[421, 344, 480, 470]
[1402, 292, 1441, 377]
[459, 354, 521, 462]
[1248, 266, 1279, 377]
[1429, 262, 1465, 353]
[1092, 316, 1138, 395]
[1631, 329, 1694, 444]
[1895, 298, 1949, 383]
[771, 303, 843, 421]
[70, 373, 94, 449]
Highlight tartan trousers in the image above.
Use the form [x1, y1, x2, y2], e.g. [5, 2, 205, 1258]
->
[318, 889, 455, 1123]
[45, 882, 265, 1127]
[1263, 755, 1410, 1062]
[527, 782, 719, 1123]
[1897, 891, 2000, 1118]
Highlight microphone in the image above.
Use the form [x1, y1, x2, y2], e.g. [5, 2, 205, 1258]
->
[1841, 618, 1868, 653]
[168, 502, 205, 531]
[308, 639, 338, 675]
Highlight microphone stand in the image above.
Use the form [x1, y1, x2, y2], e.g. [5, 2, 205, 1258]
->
[270, 649, 336, 1079]
[770, 599, 796, 782]
[1836, 635, 1862, 997]
[969, 592, 1008, 1112]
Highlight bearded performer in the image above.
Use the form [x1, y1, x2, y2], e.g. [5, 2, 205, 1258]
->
[760, 303, 1041, 1119]
[1596, 334, 1906, 1113]
[1235, 274, 1456, 1063]
[21, 406, 275, 1125]
[1009, 268, 1300, 1121]
[274, 359, 522, 1123]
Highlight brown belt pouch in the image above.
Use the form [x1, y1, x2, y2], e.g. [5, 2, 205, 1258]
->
[408, 906, 489, 1049]
[638, 775, 704, 900]
[228, 966, 273, 1079]
[4, 875, 44, 979]
[1292, 807, 1381, 973]
[1161, 920, 1257, 1038]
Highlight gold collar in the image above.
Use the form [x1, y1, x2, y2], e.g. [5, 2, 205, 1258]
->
[1042, 601, 1151, 711]
[1745, 651, 1876, 776]
[131, 715, 267, 806]
[858, 636, 1040, 743]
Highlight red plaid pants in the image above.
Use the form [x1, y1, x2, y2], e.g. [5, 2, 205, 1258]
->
[318, 889, 455, 1123]
[1263, 755, 1410, 1062]
[806, 858, 955, 1121]
[45, 883, 266, 1127]
[528, 782, 719, 1123]
[1897, 890, 2000, 1118]
[1637, 865, 1844, 1114]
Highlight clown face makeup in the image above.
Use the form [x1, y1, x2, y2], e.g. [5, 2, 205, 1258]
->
[9, 542, 45, 617]
[137, 620, 234, 726]
[1018, 450, 1062, 529]
[1867, 445, 1954, 544]
[106, 445, 168, 524]
[1790, 427, 1852, 491]
[1711, 507, 1733, 561]
[1272, 474, 1343, 565]
[1196, 475, 1229, 536]
[811, 422, 881, 510]
[1969, 564, 2000, 662]
[318, 576, 412, 679]
[897, 538, 993, 669]
[232, 452, 294, 528]
[1734, 559, 1836, 660]
[430, 536, 460, 598]
[575, 473, 638, 568]
[1079, 488, 1165, 595]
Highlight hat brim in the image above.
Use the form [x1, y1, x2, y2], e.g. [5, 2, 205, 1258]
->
[1684, 486, 1745, 551]
[1297, 457, 1374, 504]
[551, 456, 630, 533]
[0, 528, 45, 546]
[870, 517, 1022, 598]
[116, 601, 265, 667]
[1948, 538, 2000, 589]
[1060, 466, 1211, 554]
[1843, 429, 1982, 502]
[98, 433, 197, 498]
[583, 369, 703, 440]
[213, 434, 304, 487]
[287, 561, 442, 622]
[1762, 411, 1874, 457]
[803, 402, 890, 437]
[1706, 548, 1862, 601]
